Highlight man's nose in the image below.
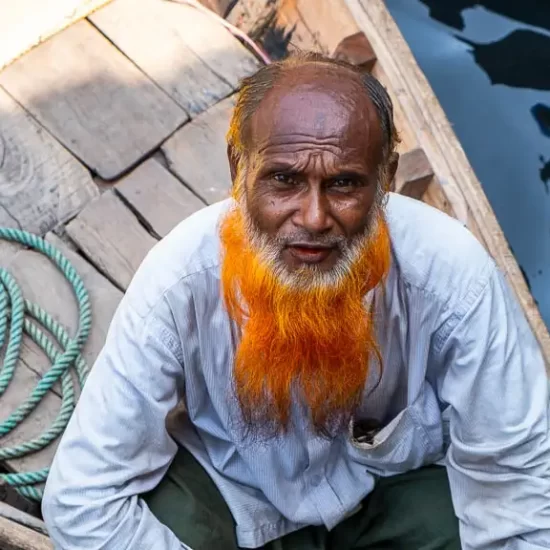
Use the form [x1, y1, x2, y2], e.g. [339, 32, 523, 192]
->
[294, 188, 334, 234]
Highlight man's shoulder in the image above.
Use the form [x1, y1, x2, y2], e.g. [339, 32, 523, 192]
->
[122, 199, 231, 318]
[385, 193, 494, 300]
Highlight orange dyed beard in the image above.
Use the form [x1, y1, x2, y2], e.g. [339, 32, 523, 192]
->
[220, 200, 391, 438]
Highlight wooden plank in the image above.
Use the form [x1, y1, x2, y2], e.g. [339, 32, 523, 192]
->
[0, 502, 48, 537]
[0, 20, 188, 180]
[2, 234, 122, 382]
[294, 0, 359, 54]
[276, 1, 322, 53]
[116, 159, 206, 238]
[46, 233, 123, 365]
[0, 87, 98, 235]
[65, 190, 158, 289]
[345, 0, 550, 365]
[0, 516, 53, 550]
[162, 96, 236, 204]
[393, 148, 434, 200]
[0, 483, 38, 517]
[0, 0, 112, 71]
[333, 32, 377, 72]
[94, 0, 259, 107]
[226, 0, 280, 37]
[167, 0, 260, 89]
[162, 1, 260, 89]
[90, 0, 236, 116]
[198, 0, 235, 17]
[422, 180, 455, 219]
[0, 354, 62, 477]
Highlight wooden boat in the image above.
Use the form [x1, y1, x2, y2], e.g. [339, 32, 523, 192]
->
[0, 0, 548, 547]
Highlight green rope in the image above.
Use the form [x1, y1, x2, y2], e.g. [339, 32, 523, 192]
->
[0, 227, 91, 501]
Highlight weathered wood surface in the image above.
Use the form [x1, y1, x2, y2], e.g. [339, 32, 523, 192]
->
[275, 0, 322, 53]
[65, 190, 158, 290]
[87, 0, 263, 124]
[0, 502, 48, 536]
[198, 0, 235, 17]
[333, 32, 377, 72]
[45, 234, 123, 366]
[0, 0, 112, 71]
[91, 0, 239, 116]
[0, 87, 98, 235]
[226, 0, 280, 37]
[344, 0, 550, 364]
[116, 159, 206, 238]
[2, 234, 121, 384]
[393, 148, 434, 200]
[0, 483, 39, 518]
[166, 1, 260, 89]
[0, 353, 62, 476]
[162, 96, 236, 204]
[0, 20, 187, 181]
[0, 515, 53, 550]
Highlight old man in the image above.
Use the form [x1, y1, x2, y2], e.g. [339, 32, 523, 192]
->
[42, 53, 550, 549]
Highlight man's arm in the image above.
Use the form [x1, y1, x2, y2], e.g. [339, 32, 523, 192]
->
[42, 292, 189, 549]
[435, 264, 550, 549]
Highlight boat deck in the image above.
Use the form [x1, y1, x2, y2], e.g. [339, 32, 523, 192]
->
[0, 0, 260, 496]
[1, 0, 549, 512]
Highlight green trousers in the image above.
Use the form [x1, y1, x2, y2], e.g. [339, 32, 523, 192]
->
[144, 446, 460, 550]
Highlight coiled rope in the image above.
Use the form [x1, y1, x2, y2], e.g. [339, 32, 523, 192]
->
[0, 227, 91, 501]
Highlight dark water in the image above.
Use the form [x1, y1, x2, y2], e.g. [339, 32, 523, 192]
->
[385, 0, 550, 329]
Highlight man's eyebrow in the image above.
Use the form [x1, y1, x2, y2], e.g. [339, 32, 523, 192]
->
[329, 170, 367, 180]
[257, 161, 302, 174]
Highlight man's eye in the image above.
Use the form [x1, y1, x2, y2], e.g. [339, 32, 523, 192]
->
[331, 178, 355, 188]
[273, 173, 296, 185]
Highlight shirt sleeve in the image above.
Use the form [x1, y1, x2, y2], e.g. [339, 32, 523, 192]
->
[41, 292, 190, 550]
[435, 263, 550, 549]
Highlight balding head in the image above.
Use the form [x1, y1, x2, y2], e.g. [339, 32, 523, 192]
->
[227, 52, 399, 174]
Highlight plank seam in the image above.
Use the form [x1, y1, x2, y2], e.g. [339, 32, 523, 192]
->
[85, 17, 193, 121]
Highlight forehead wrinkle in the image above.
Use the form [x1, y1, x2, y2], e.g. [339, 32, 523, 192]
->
[248, 77, 384, 172]
[256, 148, 373, 179]
[258, 141, 343, 156]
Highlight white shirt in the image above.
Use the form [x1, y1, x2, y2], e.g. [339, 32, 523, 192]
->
[42, 193, 550, 549]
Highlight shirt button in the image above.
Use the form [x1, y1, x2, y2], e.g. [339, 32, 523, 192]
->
[311, 474, 322, 487]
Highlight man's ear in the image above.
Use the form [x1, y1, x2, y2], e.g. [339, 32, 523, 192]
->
[388, 152, 399, 191]
[227, 144, 238, 184]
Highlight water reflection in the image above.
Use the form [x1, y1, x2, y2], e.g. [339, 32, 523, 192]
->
[457, 29, 550, 90]
[386, 0, 550, 328]
[419, 0, 550, 32]
[532, 104, 550, 138]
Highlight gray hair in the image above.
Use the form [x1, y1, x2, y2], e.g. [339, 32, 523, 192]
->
[227, 51, 400, 169]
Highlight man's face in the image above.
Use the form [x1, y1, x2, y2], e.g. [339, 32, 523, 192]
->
[237, 67, 387, 284]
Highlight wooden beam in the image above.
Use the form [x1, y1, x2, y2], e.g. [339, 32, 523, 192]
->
[0, 87, 98, 235]
[0, 352, 62, 478]
[226, 0, 280, 37]
[0, 516, 53, 550]
[0, 0, 112, 71]
[392, 148, 435, 200]
[0, 502, 48, 536]
[197, 0, 235, 17]
[0, 20, 187, 180]
[65, 190, 158, 290]
[116, 159, 206, 238]
[333, 32, 377, 72]
[162, 96, 236, 205]
[344, 0, 550, 365]
[90, 0, 258, 116]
